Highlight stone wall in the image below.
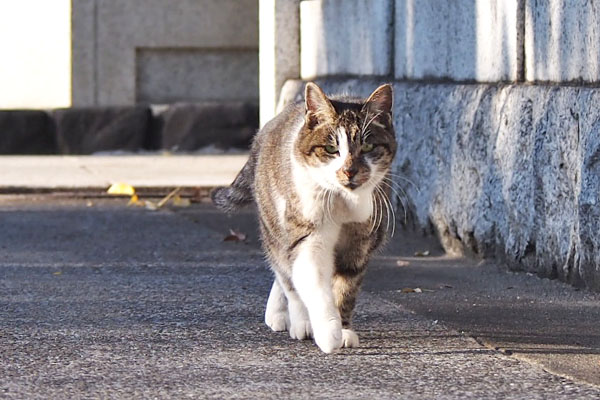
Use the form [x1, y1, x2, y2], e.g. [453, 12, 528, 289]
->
[72, 0, 258, 106]
[263, 0, 600, 290]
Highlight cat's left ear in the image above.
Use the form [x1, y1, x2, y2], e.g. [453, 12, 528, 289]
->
[304, 82, 336, 129]
[362, 84, 393, 116]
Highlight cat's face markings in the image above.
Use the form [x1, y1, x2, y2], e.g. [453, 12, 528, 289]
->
[298, 83, 397, 192]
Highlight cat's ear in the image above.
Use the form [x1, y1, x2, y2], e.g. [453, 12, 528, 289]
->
[304, 82, 336, 129]
[362, 84, 393, 116]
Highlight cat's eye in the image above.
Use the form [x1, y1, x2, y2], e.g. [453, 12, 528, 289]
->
[361, 143, 375, 153]
[324, 144, 339, 154]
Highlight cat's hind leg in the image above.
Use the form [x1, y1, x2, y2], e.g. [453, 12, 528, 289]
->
[286, 290, 313, 340]
[265, 278, 289, 332]
[267, 274, 313, 340]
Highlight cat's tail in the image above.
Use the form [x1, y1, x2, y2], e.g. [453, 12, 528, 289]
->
[211, 152, 256, 213]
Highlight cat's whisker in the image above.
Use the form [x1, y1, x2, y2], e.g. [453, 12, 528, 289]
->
[326, 189, 336, 225]
[379, 178, 408, 224]
[383, 172, 421, 193]
[375, 189, 384, 234]
[377, 193, 387, 234]
[370, 191, 382, 235]
[368, 193, 376, 234]
[374, 186, 390, 235]
[316, 187, 330, 224]
[360, 110, 370, 138]
[363, 112, 381, 132]
[375, 183, 397, 238]
[382, 185, 397, 237]
[362, 111, 382, 137]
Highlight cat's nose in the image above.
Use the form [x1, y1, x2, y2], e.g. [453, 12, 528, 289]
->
[343, 167, 358, 179]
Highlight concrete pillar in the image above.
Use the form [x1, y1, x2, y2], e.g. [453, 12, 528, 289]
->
[395, 0, 521, 82]
[259, 0, 301, 126]
[525, 0, 600, 82]
[300, 0, 393, 79]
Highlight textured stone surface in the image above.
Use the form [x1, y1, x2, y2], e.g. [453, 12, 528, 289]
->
[136, 49, 258, 104]
[71, 0, 96, 107]
[156, 102, 259, 151]
[279, 78, 600, 291]
[54, 106, 151, 154]
[0, 111, 56, 154]
[395, 0, 521, 81]
[72, 0, 258, 106]
[525, 0, 600, 82]
[259, 0, 300, 126]
[300, 0, 392, 79]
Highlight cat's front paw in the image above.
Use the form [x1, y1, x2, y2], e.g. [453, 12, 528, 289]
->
[289, 319, 313, 340]
[341, 329, 359, 348]
[265, 311, 289, 332]
[313, 318, 342, 354]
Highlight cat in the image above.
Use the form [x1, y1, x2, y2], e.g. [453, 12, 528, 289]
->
[212, 82, 397, 353]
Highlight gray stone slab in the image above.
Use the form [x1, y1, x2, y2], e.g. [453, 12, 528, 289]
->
[279, 78, 600, 291]
[395, 0, 520, 81]
[71, 0, 97, 106]
[72, 0, 258, 106]
[156, 102, 258, 151]
[54, 106, 151, 154]
[525, 0, 600, 82]
[136, 49, 258, 104]
[300, 0, 392, 79]
[0, 111, 56, 154]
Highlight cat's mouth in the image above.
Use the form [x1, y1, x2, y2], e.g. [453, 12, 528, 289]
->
[343, 182, 360, 190]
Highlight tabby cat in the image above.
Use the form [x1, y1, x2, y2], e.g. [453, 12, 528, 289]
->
[212, 82, 397, 353]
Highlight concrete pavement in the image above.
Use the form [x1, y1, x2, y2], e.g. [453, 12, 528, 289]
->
[1, 196, 599, 398]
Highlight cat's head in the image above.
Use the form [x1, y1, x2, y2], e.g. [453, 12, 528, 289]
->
[295, 82, 397, 194]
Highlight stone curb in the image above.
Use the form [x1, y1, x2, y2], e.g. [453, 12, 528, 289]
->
[0, 102, 258, 155]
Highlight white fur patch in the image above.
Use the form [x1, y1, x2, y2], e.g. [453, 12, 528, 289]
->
[274, 192, 286, 222]
[341, 329, 359, 348]
[265, 279, 288, 332]
[292, 224, 343, 353]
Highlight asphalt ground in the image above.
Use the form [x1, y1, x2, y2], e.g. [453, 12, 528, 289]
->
[1, 195, 599, 399]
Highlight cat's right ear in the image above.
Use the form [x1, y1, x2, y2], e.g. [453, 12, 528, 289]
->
[304, 82, 336, 129]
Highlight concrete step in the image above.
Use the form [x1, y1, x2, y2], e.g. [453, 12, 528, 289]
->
[0, 154, 247, 191]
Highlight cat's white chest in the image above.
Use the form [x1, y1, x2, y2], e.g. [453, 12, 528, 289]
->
[296, 184, 373, 224]
[329, 191, 372, 223]
[291, 157, 373, 224]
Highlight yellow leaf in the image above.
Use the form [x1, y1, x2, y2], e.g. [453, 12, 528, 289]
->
[107, 182, 136, 196]
[127, 194, 141, 206]
[172, 194, 191, 207]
